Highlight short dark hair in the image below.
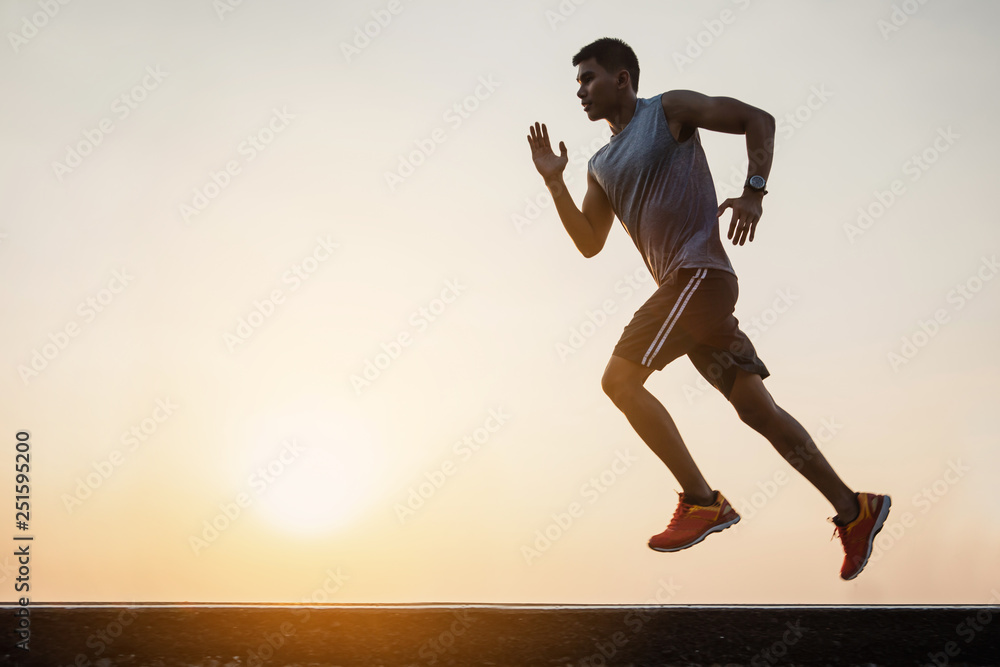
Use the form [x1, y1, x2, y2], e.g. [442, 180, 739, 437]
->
[572, 37, 640, 93]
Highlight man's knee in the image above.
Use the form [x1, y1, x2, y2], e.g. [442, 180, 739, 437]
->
[601, 359, 647, 405]
[729, 376, 779, 432]
[733, 399, 776, 432]
[601, 368, 629, 403]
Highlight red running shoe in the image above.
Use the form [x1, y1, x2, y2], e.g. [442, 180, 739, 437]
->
[648, 491, 740, 552]
[834, 492, 892, 580]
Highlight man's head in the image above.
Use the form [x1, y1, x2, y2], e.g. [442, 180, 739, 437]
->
[572, 37, 639, 121]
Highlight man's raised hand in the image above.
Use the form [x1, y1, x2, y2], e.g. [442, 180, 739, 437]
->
[527, 122, 568, 183]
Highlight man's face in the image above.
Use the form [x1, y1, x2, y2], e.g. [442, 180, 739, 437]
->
[576, 58, 618, 121]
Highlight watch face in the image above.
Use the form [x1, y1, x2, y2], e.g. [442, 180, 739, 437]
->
[749, 175, 766, 190]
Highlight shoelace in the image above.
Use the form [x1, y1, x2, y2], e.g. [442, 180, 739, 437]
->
[829, 502, 867, 542]
[666, 500, 697, 529]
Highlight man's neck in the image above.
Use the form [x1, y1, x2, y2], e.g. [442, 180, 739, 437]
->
[608, 96, 639, 135]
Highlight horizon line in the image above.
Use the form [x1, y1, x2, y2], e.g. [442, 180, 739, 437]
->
[4, 602, 997, 610]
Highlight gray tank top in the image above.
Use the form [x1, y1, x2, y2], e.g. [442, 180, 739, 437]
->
[587, 94, 735, 286]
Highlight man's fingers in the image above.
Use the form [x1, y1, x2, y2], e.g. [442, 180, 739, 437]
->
[529, 123, 549, 153]
[732, 211, 746, 245]
[735, 216, 757, 245]
[528, 122, 555, 151]
[717, 196, 762, 245]
[719, 199, 735, 239]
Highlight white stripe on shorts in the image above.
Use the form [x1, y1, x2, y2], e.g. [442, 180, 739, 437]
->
[641, 268, 707, 366]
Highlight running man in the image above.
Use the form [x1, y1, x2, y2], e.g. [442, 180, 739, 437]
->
[526, 37, 889, 579]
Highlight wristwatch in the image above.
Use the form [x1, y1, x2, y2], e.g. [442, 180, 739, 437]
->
[745, 175, 767, 194]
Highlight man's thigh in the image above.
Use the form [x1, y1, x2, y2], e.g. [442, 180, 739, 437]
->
[612, 267, 736, 371]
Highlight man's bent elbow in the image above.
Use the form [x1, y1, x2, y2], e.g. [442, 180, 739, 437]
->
[578, 239, 604, 258]
[757, 110, 775, 135]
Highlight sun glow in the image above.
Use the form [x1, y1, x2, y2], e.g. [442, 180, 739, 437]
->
[238, 405, 383, 536]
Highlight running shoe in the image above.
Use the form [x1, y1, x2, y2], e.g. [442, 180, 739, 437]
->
[834, 492, 891, 580]
[648, 491, 740, 552]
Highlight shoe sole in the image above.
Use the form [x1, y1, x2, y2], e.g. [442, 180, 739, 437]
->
[841, 495, 892, 581]
[648, 515, 741, 553]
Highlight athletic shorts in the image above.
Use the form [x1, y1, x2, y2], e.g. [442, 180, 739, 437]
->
[612, 267, 770, 398]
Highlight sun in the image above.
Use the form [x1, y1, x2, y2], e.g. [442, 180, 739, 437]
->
[237, 405, 382, 536]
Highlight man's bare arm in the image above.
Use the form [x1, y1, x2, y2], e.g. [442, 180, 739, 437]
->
[661, 90, 776, 245]
[527, 122, 615, 257]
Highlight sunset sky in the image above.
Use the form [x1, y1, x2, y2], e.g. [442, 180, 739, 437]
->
[2, 0, 998, 606]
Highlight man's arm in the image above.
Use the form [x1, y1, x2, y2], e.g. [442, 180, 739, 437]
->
[660, 90, 776, 246]
[527, 122, 615, 257]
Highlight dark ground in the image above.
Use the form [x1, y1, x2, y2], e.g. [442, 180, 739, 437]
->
[2, 605, 999, 667]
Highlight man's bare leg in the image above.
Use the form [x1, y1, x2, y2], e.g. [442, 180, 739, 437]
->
[728, 369, 860, 523]
[601, 355, 715, 506]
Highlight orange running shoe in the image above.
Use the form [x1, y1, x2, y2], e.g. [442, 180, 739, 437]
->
[648, 491, 740, 552]
[834, 492, 891, 580]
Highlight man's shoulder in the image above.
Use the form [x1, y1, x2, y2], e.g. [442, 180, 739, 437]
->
[658, 89, 714, 120]
[634, 93, 663, 114]
[587, 143, 611, 173]
[658, 89, 708, 105]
